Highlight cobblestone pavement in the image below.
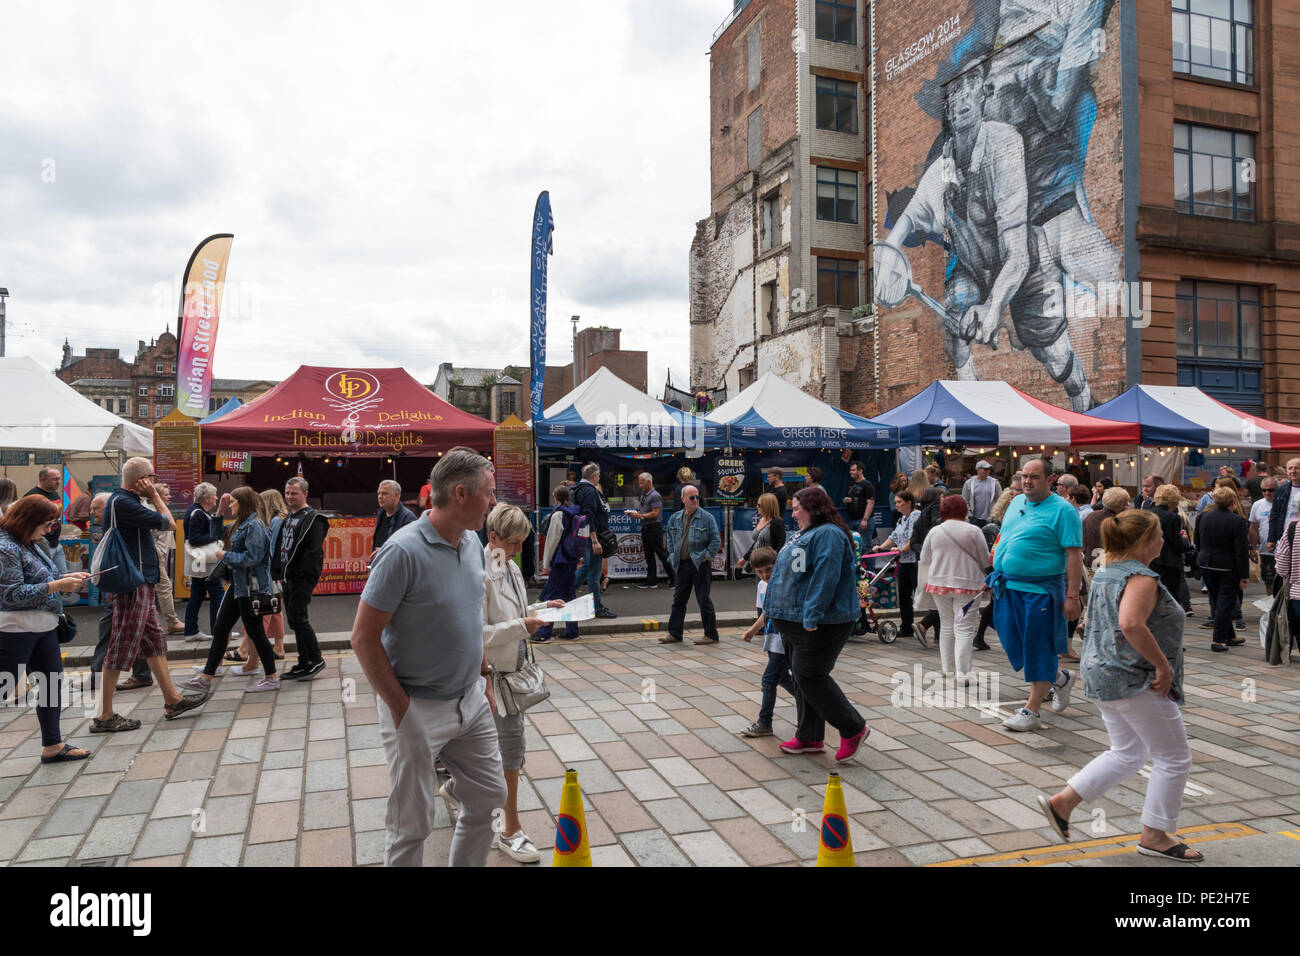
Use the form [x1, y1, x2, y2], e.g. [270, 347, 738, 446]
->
[2, 614, 1299, 867]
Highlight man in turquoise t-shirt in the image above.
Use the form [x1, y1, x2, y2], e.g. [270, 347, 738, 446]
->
[990, 458, 1083, 731]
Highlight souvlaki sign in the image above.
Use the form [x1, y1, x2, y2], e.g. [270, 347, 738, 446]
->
[884, 15, 960, 80]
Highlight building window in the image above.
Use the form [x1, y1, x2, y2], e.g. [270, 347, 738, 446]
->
[169, 363, 176, 374]
[1176, 281, 1259, 360]
[118, 399, 127, 414]
[138, 385, 148, 397]
[158, 403, 172, 416]
[501, 391, 518, 417]
[747, 106, 762, 170]
[761, 193, 780, 251]
[739, 364, 757, 388]
[1172, 0, 1253, 85]
[816, 167, 858, 223]
[864, 92, 872, 153]
[746, 24, 761, 91]
[1175, 123, 1254, 221]
[815, 0, 856, 44]
[138, 405, 149, 418]
[159, 384, 174, 397]
[760, 281, 777, 334]
[155, 361, 164, 373]
[817, 257, 859, 308]
[815, 78, 857, 133]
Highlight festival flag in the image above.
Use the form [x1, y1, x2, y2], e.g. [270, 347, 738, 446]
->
[61, 467, 82, 514]
[176, 233, 234, 418]
[529, 192, 554, 422]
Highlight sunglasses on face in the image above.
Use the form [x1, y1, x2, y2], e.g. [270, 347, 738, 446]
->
[685, 495, 699, 501]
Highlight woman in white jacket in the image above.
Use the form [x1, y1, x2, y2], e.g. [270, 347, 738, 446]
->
[918, 495, 992, 683]
[481, 503, 564, 863]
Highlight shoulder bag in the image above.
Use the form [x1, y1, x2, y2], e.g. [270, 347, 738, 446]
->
[90, 497, 146, 595]
[495, 639, 550, 715]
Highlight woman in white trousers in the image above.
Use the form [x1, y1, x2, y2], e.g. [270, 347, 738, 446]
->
[917, 495, 991, 682]
[1036, 510, 1200, 861]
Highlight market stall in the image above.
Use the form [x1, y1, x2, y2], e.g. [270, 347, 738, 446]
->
[199, 365, 497, 593]
[532, 367, 728, 579]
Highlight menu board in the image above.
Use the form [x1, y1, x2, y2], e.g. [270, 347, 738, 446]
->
[714, 455, 746, 504]
[153, 408, 202, 508]
[494, 414, 535, 509]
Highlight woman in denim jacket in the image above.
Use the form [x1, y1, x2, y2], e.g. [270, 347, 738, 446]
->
[1036, 510, 1200, 861]
[0, 495, 92, 761]
[185, 487, 279, 692]
[764, 486, 869, 763]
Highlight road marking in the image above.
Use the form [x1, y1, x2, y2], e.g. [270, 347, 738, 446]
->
[642, 619, 659, 630]
[929, 822, 1260, 867]
[1278, 830, 1300, 843]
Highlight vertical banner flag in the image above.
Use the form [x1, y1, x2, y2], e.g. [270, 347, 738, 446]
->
[176, 233, 234, 418]
[529, 192, 554, 422]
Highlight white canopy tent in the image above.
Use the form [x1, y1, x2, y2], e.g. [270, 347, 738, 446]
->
[0, 356, 152, 457]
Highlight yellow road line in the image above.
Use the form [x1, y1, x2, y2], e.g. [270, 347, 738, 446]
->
[1278, 830, 1300, 842]
[930, 822, 1261, 867]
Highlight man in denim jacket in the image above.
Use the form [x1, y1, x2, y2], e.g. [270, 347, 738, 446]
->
[660, 485, 722, 645]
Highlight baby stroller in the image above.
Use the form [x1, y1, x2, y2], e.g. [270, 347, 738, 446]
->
[852, 549, 900, 643]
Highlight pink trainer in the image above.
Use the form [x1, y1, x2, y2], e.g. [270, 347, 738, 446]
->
[778, 738, 826, 755]
[835, 727, 870, 763]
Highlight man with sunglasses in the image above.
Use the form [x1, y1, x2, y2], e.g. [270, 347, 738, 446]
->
[660, 485, 721, 645]
[987, 457, 1083, 731]
[1250, 478, 1278, 590]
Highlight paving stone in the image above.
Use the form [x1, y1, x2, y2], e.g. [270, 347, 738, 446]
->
[257, 767, 303, 804]
[103, 779, 165, 817]
[0, 783, 67, 820]
[152, 780, 210, 819]
[615, 768, 675, 802]
[262, 750, 305, 770]
[881, 798, 976, 841]
[675, 829, 747, 866]
[267, 728, 307, 752]
[209, 763, 259, 797]
[82, 745, 139, 774]
[300, 826, 352, 866]
[79, 813, 147, 858]
[249, 800, 300, 844]
[220, 737, 264, 765]
[712, 815, 799, 866]
[18, 834, 83, 862]
[590, 790, 656, 833]
[619, 828, 691, 867]
[677, 783, 747, 821]
[201, 794, 253, 836]
[133, 817, 194, 859]
[37, 795, 108, 838]
[899, 841, 957, 865]
[309, 738, 347, 761]
[142, 727, 190, 753]
[304, 789, 351, 831]
[187, 834, 244, 866]
[309, 717, 346, 741]
[65, 773, 119, 798]
[345, 724, 382, 749]
[169, 750, 221, 782]
[643, 797, 712, 835]
[355, 828, 386, 866]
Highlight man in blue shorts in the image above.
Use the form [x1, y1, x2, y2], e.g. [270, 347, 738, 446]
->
[988, 457, 1083, 731]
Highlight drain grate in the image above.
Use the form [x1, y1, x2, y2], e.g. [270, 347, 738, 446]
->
[75, 856, 117, 866]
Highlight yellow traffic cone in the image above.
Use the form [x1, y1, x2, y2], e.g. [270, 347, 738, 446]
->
[551, 768, 592, 867]
[816, 771, 855, 867]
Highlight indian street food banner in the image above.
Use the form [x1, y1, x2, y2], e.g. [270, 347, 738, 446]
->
[176, 233, 234, 418]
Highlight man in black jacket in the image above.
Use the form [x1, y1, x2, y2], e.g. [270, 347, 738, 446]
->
[272, 476, 330, 679]
[1266, 458, 1300, 555]
[370, 479, 416, 561]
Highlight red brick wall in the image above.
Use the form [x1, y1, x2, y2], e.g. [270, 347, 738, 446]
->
[865, 0, 1128, 414]
[55, 348, 132, 384]
[711, 0, 799, 199]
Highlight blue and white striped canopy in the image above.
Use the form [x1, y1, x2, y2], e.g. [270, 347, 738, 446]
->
[706, 374, 898, 450]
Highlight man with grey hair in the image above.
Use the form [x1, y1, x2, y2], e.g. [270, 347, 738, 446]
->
[271, 476, 330, 680]
[370, 479, 416, 562]
[962, 460, 1002, 529]
[1055, 472, 1079, 498]
[88, 492, 150, 691]
[627, 472, 670, 588]
[573, 462, 616, 618]
[661, 484, 722, 645]
[96, 458, 209, 731]
[351, 446, 507, 866]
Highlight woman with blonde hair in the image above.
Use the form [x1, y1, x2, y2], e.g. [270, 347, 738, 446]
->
[442, 503, 563, 863]
[737, 493, 786, 574]
[1037, 509, 1199, 861]
[906, 470, 931, 499]
[1195, 485, 1249, 653]
[259, 488, 290, 660]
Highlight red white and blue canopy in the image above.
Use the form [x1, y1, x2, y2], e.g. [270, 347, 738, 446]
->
[875, 380, 1142, 447]
[1086, 385, 1300, 450]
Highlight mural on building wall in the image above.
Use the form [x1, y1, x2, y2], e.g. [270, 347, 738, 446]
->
[874, 0, 1122, 411]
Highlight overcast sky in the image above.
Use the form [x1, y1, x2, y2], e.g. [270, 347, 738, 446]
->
[1, 1, 731, 398]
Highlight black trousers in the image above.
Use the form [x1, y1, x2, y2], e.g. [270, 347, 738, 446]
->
[284, 571, 322, 665]
[775, 620, 865, 743]
[203, 590, 276, 676]
[90, 605, 150, 685]
[1203, 569, 1239, 646]
[641, 523, 670, 584]
[667, 559, 718, 640]
[1155, 565, 1183, 603]
[896, 563, 917, 634]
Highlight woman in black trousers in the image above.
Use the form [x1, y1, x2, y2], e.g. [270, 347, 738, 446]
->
[1151, 484, 1191, 602]
[1196, 486, 1250, 653]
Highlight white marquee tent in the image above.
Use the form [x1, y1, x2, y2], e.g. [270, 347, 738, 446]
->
[0, 356, 152, 457]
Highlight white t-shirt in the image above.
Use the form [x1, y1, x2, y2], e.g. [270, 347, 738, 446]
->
[1249, 498, 1272, 543]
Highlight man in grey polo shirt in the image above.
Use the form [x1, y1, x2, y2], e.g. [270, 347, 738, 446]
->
[351, 447, 507, 867]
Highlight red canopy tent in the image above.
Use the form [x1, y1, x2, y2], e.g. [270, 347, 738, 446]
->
[200, 365, 496, 456]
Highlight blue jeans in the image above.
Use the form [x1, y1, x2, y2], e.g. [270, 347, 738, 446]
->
[758, 650, 795, 725]
[578, 548, 605, 613]
[185, 576, 226, 635]
[535, 561, 579, 639]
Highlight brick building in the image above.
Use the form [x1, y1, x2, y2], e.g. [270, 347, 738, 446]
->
[691, 0, 871, 404]
[692, 0, 1300, 440]
[57, 328, 277, 426]
[431, 364, 528, 422]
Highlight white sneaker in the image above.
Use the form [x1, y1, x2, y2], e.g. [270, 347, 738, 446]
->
[192, 665, 227, 676]
[1049, 670, 1073, 714]
[184, 632, 210, 644]
[246, 676, 280, 692]
[1002, 708, 1043, 732]
[494, 830, 541, 863]
[438, 780, 460, 817]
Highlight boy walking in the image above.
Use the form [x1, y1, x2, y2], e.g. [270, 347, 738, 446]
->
[739, 548, 794, 737]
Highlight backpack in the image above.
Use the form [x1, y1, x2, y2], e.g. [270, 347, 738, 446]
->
[558, 505, 588, 563]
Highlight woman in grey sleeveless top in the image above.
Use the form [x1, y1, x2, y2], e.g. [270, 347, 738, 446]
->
[1035, 510, 1203, 862]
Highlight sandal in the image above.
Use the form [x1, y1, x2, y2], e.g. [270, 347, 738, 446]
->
[1036, 793, 1070, 842]
[601, 575, 611, 593]
[1137, 841, 1203, 862]
[41, 743, 91, 763]
[225, 649, 248, 663]
[115, 676, 152, 691]
[90, 713, 142, 734]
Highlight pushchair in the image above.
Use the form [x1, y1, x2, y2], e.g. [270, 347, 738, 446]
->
[851, 549, 900, 643]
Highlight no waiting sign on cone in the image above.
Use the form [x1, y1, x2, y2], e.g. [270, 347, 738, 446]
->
[552, 768, 592, 867]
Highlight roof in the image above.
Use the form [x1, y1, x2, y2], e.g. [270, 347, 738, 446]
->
[0, 356, 152, 455]
[212, 378, 277, 390]
[70, 378, 131, 388]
